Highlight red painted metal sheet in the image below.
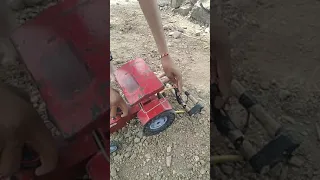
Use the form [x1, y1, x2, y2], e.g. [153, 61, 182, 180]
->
[10, 0, 110, 137]
[114, 58, 164, 106]
[86, 152, 109, 180]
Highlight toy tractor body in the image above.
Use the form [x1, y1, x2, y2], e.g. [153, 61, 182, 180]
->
[110, 58, 175, 136]
[109, 56, 205, 153]
[10, 0, 109, 179]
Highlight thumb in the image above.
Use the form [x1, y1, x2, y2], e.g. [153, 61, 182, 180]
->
[110, 106, 117, 119]
[27, 118, 58, 176]
[0, 142, 22, 178]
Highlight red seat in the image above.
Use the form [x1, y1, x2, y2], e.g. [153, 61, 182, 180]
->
[114, 58, 164, 106]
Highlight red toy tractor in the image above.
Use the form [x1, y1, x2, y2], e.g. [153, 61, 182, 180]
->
[110, 58, 204, 153]
[9, 0, 109, 179]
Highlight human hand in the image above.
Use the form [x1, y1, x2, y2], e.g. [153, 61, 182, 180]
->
[110, 88, 129, 119]
[212, 57, 232, 109]
[161, 55, 183, 92]
[0, 86, 58, 179]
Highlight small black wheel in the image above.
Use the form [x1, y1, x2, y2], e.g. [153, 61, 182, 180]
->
[110, 141, 120, 154]
[143, 110, 176, 136]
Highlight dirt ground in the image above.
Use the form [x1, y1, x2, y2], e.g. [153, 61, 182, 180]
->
[110, 0, 210, 180]
[212, 0, 320, 180]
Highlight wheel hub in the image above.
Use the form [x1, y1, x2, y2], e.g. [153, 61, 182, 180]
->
[150, 116, 168, 130]
[110, 144, 118, 153]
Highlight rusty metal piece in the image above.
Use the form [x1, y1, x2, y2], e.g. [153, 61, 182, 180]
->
[182, 87, 199, 104]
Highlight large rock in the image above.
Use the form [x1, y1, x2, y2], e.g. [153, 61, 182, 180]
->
[190, 0, 210, 24]
[171, 0, 185, 8]
[176, 3, 193, 16]
[24, 0, 43, 6]
[7, 0, 25, 10]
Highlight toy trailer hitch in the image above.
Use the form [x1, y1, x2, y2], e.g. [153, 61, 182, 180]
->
[157, 73, 204, 116]
[211, 80, 300, 174]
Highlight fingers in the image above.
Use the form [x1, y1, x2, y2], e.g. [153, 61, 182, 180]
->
[119, 101, 129, 118]
[0, 142, 22, 178]
[167, 72, 183, 93]
[167, 76, 177, 86]
[110, 88, 129, 118]
[33, 142, 58, 176]
[217, 79, 232, 99]
[27, 118, 58, 176]
[110, 106, 117, 119]
[214, 95, 230, 109]
[176, 72, 183, 93]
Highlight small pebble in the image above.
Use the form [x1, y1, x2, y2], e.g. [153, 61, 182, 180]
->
[166, 156, 172, 167]
[134, 137, 140, 143]
[172, 31, 182, 39]
[289, 156, 305, 167]
[194, 156, 200, 162]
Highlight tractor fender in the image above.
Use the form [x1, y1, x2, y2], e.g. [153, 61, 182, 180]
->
[137, 97, 172, 125]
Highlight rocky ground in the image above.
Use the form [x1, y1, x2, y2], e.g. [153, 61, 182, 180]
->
[110, 0, 210, 180]
[211, 0, 320, 180]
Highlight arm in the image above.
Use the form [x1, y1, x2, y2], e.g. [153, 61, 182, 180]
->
[211, 10, 232, 107]
[0, 2, 18, 65]
[138, 0, 168, 56]
[138, 0, 183, 92]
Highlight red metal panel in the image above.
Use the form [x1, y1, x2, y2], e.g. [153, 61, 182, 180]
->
[137, 96, 173, 125]
[86, 152, 109, 180]
[114, 58, 164, 106]
[10, 0, 110, 137]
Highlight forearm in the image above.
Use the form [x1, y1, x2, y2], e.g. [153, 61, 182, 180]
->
[211, 10, 232, 84]
[0, 2, 16, 38]
[138, 0, 168, 55]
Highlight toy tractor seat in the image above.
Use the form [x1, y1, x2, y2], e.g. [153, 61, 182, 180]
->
[114, 58, 164, 106]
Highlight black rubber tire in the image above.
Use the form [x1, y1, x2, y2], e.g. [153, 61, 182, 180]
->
[143, 110, 176, 136]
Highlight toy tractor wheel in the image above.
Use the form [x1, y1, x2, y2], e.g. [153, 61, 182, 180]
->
[110, 141, 119, 154]
[143, 110, 175, 136]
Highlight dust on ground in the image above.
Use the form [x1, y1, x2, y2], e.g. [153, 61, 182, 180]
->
[212, 0, 320, 180]
[110, 0, 210, 180]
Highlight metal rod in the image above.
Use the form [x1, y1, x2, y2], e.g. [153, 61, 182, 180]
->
[182, 87, 199, 104]
[92, 131, 109, 162]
